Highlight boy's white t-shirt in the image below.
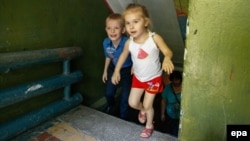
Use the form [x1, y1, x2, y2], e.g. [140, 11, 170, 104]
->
[129, 32, 162, 82]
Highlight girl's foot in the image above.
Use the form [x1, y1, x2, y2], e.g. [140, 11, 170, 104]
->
[140, 127, 154, 138]
[138, 111, 146, 124]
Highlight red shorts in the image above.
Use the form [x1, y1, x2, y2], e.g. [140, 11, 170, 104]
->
[131, 75, 163, 94]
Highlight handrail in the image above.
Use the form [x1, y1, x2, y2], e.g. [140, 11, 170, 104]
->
[0, 47, 83, 141]
[0, 47, 82, 72]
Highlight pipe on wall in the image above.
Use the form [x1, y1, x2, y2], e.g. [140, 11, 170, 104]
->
[0, 47, 82, 73]
[0, 93, 83, 141]
[0, 71, 83, 108]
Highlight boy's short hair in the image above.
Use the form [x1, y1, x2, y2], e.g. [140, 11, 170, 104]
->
[106, 13, 124, 27]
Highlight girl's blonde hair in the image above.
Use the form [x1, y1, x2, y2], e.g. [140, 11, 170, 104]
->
[122, 3, 151, 30]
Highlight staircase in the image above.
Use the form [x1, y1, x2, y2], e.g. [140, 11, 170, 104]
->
[13, 105, 178, 141]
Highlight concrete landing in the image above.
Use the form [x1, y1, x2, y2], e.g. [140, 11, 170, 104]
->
[12, 105, 177, 141]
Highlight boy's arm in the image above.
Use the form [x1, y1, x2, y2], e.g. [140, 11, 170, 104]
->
[153, 34, 174, 74]
[112, 40, 130, 85]
[102, 58, 111, 83]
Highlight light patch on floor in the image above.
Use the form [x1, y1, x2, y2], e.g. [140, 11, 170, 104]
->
[47, 121, 96, 141]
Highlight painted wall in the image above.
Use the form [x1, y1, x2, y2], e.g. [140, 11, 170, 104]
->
[180, 0, 250, 140]
[173, 0, 188, 16]
[1, 1, 249, 140]
[0, 0, 110, 122]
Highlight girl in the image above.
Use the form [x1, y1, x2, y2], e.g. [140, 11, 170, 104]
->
[112, 3, 174, 138]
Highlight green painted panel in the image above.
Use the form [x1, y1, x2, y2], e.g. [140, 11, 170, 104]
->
[0, 0, 110, 122]
[180, 0, 250, 141]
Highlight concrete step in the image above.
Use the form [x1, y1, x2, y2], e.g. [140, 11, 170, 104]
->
[12, 105, 177, 141]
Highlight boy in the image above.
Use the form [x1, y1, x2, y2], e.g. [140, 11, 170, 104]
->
[102, 13, 132, 120]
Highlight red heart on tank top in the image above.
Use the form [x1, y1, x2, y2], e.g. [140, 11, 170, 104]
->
[137, 49, 148, 59]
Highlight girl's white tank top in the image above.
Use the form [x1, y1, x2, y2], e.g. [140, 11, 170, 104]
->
[129, 32, 162, 82]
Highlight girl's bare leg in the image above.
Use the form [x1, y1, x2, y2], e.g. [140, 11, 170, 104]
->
[143, 91, 156, 129]
[128, 88, 145, 110]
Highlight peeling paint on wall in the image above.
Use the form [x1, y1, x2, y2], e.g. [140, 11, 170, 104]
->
[25, 84, 43, 94]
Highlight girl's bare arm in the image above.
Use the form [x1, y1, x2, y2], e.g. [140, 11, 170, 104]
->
[153, 34, 174, 74]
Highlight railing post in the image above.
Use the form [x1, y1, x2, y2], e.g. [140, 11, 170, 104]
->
[63, 60, 71, 100]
